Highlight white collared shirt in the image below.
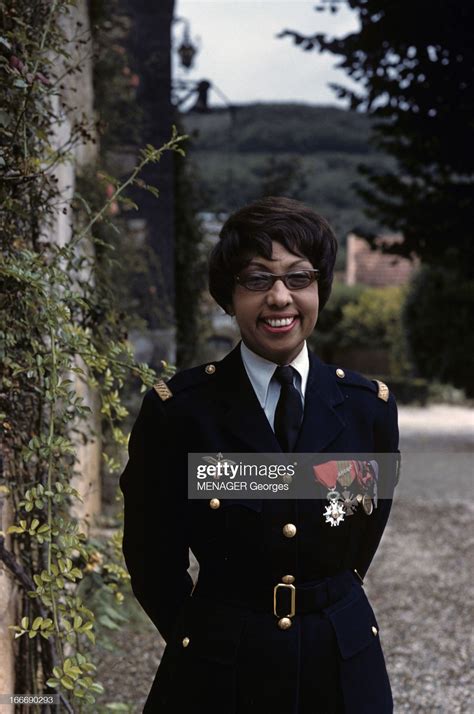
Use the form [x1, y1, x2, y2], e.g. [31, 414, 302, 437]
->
[240, 341, 309, 431]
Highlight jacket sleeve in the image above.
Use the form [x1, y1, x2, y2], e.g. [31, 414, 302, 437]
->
[354, 391, 400, 580]
[119, 389, 194, 641]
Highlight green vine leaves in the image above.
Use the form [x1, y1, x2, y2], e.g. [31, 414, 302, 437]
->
[1, 2, 186, 709]
[1, 128, 186, 707]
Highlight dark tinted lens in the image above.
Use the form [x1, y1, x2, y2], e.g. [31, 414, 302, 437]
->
[285, 271, 314, 289]
[241, 273, 273, 290]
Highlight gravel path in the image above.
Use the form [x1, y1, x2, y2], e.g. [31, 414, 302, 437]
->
[96, 406, 474, 713]
[366, 498, 473, 713]
[398, 405, 473, 438]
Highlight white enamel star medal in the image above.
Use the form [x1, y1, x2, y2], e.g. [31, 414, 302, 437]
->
[323, 489, 345, 527]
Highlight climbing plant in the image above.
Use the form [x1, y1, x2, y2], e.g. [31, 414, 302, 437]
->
[0, 1, 184, 710]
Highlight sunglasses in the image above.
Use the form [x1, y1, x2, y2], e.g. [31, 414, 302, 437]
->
[235, 269, 320, 292]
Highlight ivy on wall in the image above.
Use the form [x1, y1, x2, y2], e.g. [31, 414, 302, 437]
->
[0, 1, 185, 710]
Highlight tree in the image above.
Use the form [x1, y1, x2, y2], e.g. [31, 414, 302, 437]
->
[174, 118, 209, 369]
[279, 0, 474, 274]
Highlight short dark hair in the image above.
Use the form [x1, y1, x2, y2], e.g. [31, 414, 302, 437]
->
[208, 196, 338, 313]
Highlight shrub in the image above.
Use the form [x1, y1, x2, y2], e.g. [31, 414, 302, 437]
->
[311, 283, 365, 362]
[403, 266, 474, 396]
[340, 285, 411, 376]
[312, 283, 412, 377]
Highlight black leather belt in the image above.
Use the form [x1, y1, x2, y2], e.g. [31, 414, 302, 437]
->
[273, 570, 356, 618]
[193, 569, 359, 619]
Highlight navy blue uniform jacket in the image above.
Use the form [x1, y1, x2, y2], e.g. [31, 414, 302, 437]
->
[119, 344, 400, 713]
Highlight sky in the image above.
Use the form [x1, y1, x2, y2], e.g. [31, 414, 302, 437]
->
[173, 0, 360, 108]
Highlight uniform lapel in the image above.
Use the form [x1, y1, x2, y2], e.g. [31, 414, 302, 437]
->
[215, 343, 281, 453]
[215, 344, 346, 454]
[294, 350, 346, 452]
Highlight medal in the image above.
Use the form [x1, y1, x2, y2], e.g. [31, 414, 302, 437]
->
[341, 489, 359, 516]
[362, 494, 373, 515]
[323, 490, 345, 526]
[336, 460, 356, 488]
[323, 499, 345, 527]
[313, 459, 379, 526]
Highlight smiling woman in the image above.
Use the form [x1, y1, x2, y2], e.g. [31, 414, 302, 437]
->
[229, 244, 320, 365]
[120, 196, 400, 713]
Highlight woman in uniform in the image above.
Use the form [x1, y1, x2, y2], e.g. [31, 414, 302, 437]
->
[119, 196, 400, 713]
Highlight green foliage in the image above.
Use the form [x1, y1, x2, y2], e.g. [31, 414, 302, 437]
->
[75, 531, 131, 649]
[252, 154, 308, 199]
[311, 283, 411, 376]
[174, 116, 209, 369]
[426, 381, 469, 406]
[183, 104, 374, 154]
[90, 0, 144, 150]
[75, 167, 173, 333]
[340, 285, 411, 377]
[280, 1, 474, 272]
[310, 283, 365, 361]
[0, 0, 186, 709]
[403, 266, 474, 396]
[280, 2, 474, 395]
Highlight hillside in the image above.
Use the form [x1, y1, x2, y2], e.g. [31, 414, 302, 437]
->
[180, 103, 394, 253]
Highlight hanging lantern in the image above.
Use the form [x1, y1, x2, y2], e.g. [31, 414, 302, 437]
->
[177, 23, 197, 69]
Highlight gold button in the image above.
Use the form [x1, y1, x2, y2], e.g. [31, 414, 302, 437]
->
[205, 364, 216, 374]
[282, 575, 295, 584]
[182, 637, 190, 647]
[371, 626, 378, 636]
[282, 523, 297, 538]
[209, 498, 220, 509]
[277, 617, 292, 630]
[336, 368, 345, 378]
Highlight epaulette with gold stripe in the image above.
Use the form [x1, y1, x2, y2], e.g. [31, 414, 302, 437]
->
[153, 379, 173, 401]
[372, 379, 389, 402]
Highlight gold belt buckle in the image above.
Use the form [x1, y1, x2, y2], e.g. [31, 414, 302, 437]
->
[273, 583, 296, 619]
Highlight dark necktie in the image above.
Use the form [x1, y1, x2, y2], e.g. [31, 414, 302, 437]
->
[273, 366, 303, 452]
